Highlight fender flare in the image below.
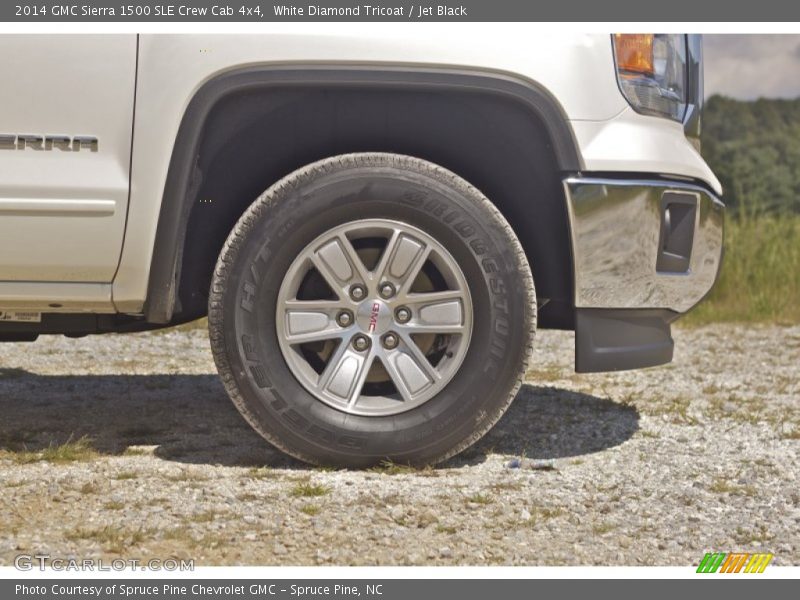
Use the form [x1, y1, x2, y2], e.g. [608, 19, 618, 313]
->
[144, 65, 582, 323]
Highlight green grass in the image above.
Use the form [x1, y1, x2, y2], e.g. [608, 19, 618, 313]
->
[708, 477, 757, 497]
[79, 481, 100, 495]
[122, 447, 150, 457]
[289, 481, 331, 498]
[165, 470, 209, 483]
[465, 493, 493, 505]
[592, 521, 617, 535]
[299, 504, 322, 516]
[683, 215, 800, 325]
[522, 506, 565, 528]
[368, 459, 437, 476]
[733, 524, 774, 545]
[65, 525, 152, 554]
[40, 437, 99, 463]
[188, 510, 222, 523]
[245, 467, 278, 480]
[780, 425, 800, 440]
[0, 436, 99, 465]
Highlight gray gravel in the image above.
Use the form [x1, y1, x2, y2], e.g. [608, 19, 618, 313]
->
[0, 323, 798, 566]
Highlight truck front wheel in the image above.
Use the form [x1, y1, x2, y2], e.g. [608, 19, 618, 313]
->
[208, 153, 535, 467]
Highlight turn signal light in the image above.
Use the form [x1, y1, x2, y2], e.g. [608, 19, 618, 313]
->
[614, 34, 654, 76]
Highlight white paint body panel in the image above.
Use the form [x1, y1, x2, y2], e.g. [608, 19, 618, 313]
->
[0, 282, 113, 313]
[0, 27, 720, 313]
[0, 35, 136, 287]
[572, 108, 721, 192]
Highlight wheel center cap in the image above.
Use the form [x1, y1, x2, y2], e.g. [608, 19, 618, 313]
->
[356, 299, 391, 336]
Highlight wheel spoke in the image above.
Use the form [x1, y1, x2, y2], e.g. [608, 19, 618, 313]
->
[309, 252, 349, 298]
[399, 291, 467, 334]
[396, 244, 431, 295]
[404, 289, 465, 306]
[396, 331, 441, 382]
[283, 322, 343, 345]
[373, 229, 402, 282]
[375, 230, 431, 293]
[401, 322, 466, 335]
[336, 234, 372, 288]
[284, 299, 347, 312]
[347, 351, 376, 407]
[283, 304, 345, 345]
[318, 342, 374, 403]
[379, 351, 416, 402]
[381, 337, 438, 402]
[317, 339, 350, 390]
[309, 235, 368, 296]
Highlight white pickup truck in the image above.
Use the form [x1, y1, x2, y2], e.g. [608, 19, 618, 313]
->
[0, 30, 723, 466]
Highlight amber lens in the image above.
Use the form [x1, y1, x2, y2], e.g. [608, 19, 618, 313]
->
[614, 34, 654, 75]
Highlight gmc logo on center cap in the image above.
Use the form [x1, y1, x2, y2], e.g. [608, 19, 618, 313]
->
[368, 302, 381, 333]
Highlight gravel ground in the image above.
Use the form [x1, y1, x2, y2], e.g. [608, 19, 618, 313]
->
[0, 324, 798, 566]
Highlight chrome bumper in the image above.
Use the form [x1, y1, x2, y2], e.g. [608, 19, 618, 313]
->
[564, 177, 724, 314]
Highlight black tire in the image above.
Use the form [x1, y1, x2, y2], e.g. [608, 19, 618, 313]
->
[208, 153, 536, 467]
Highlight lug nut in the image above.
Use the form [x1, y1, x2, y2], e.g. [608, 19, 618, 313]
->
[379, 282, 396, 299]
[336, 310, 354, 327]
[382, 332, 399, 350]
[350, 284, 367, 301]
[352, 335, 370, 352]
[395, 306, 411, 323]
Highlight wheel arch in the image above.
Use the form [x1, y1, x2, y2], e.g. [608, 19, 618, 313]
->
[145, 65, 581, 329]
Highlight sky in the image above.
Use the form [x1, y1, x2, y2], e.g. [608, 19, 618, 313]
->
[704, 34, 800, 100]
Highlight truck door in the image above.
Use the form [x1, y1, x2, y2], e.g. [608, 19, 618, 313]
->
[0, 35, 136, 282]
